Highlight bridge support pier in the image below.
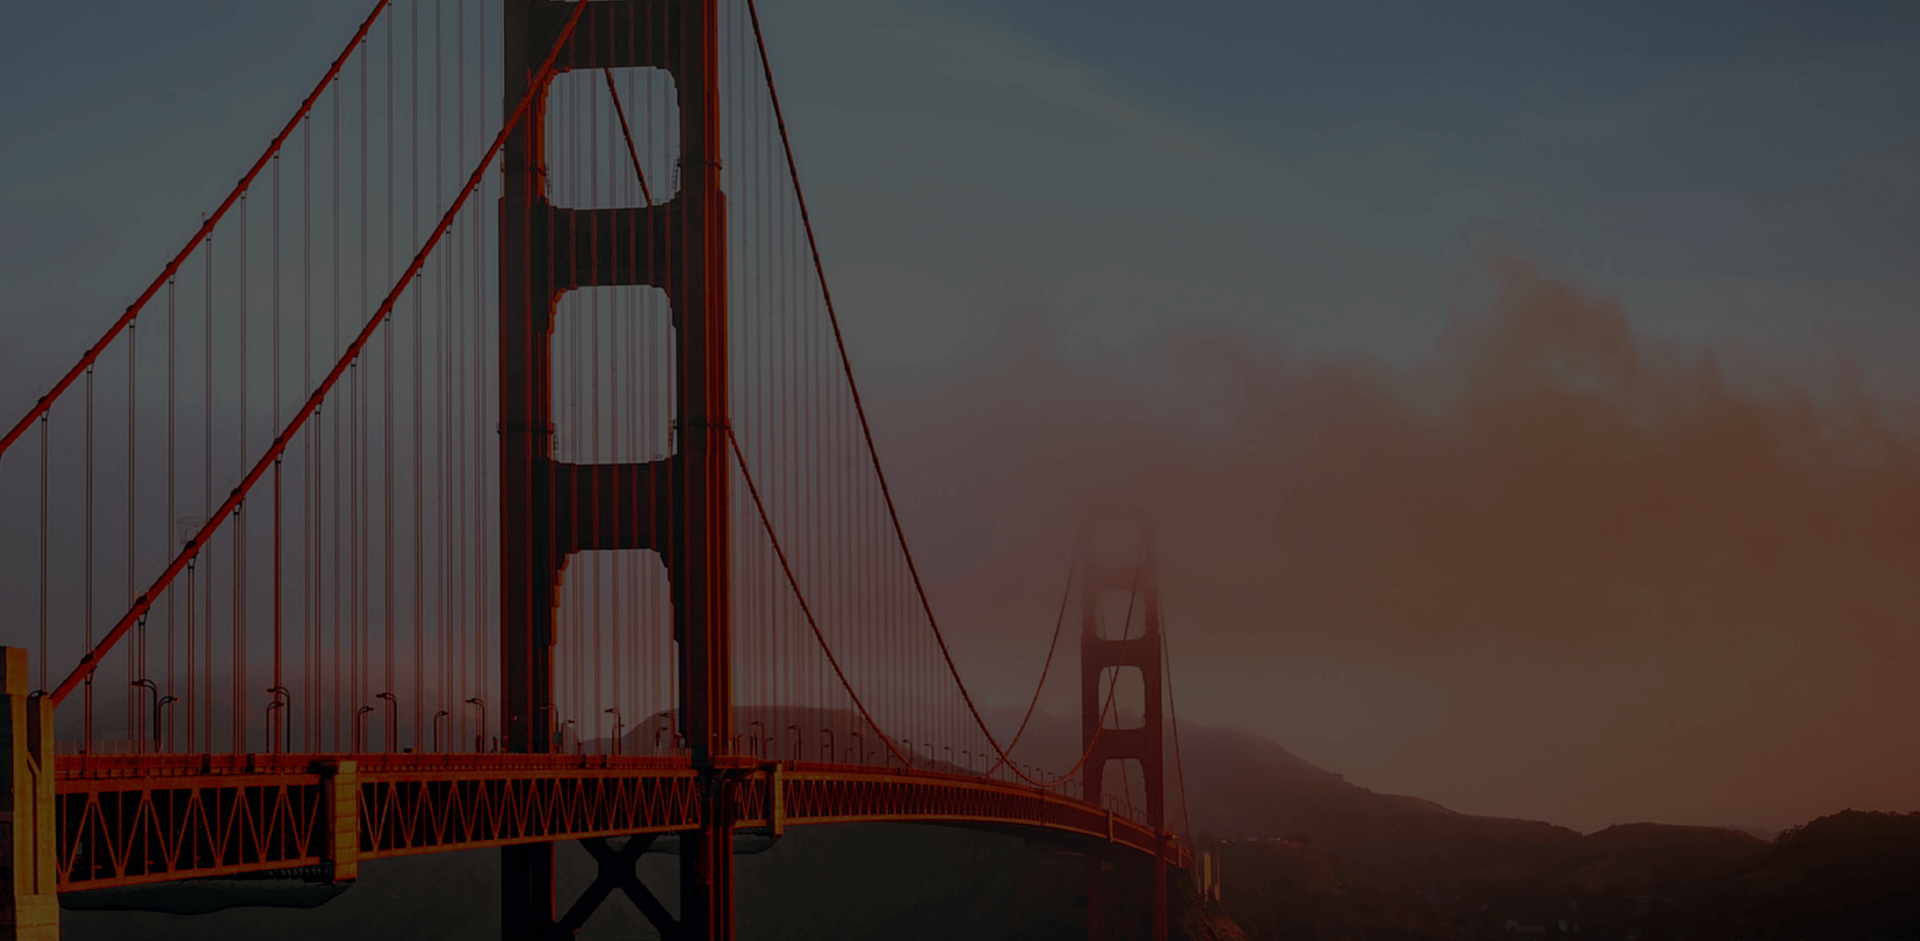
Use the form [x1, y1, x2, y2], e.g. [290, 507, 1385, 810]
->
[0, 648, 57, 941]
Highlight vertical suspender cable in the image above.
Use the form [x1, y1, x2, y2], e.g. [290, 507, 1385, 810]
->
[203, 231, 214, 753]
[39, 414, 48, 694]
[410, 0, 423, 752]
[382, 4, 395, 753]
[127, 317, 138, 746]
[84, 364, 93, 749]
[237, 192, 249, 753]
[167, 277, 176, 748]
[301, 81, 313, 756]
[273, 154, 284, 752]
[333, 68, 345, 750]
[432, 0, 445, 746]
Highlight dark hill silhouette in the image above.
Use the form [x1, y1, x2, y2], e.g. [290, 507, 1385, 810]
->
[1725, 810, 1920, 938]
[983, 708, 1582, 889]
[1216, 839, 1470, 940]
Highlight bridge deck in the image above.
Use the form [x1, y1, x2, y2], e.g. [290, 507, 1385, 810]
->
[54, 754, 1185, 892]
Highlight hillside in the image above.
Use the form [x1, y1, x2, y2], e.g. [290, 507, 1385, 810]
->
[986, 709, 1584, 889]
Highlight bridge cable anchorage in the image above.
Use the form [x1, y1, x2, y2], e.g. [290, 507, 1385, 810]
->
[747, 0, 1120, 787]
[45, 0, 596, 707]
[0, 0, 394, 465]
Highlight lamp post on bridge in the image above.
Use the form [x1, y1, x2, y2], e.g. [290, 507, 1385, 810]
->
[787, 725, 802, 761]
[433, 709, 450, 753]
[156, 695, 177, 752]
[267, 686, 291, 753]
[605, 708, 622, 756]
[538, 704, 556, 752]
[130, 679, 159, 751]
[819, 728, 833, 763]
[354, 706, 375, 753]
[465, 698, 485, 753]
[376, 692, 398, 752]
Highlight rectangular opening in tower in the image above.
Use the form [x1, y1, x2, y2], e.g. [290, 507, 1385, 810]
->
[1101, 756, 1151, 809]
[1098, 665, 1146, 730]
[550, 286, 676, 464]
[1095, 589, 1140, 642]
[545, 67, 680, 209]
[552, 548, 678, 755]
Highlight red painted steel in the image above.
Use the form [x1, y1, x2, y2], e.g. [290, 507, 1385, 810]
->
[9, 2, 1199, 937]
[53, 755, 1186, 892]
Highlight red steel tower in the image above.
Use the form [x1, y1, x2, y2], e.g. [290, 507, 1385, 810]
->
[1080, 523, 1168, 941]
[499, 1, 731, 937]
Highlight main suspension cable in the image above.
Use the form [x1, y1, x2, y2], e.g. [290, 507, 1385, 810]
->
[746, 0, 1145, 785]
[47, 0, 596, 706]
[728, 427, 911, 769]
[0, 0, 395, 465]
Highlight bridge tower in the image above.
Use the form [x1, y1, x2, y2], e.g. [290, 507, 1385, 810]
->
[500, 1, 732, 938]
[1079, 522, 1169, 941]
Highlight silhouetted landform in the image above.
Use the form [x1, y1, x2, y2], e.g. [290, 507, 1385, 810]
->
[1218, 811, 1920, 940]
[1216, 839, 1470, 940]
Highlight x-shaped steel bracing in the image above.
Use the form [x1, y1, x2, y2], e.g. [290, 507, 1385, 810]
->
[551, 835, 679, 940]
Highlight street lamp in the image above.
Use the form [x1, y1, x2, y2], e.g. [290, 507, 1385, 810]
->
[788, 725, 803, 761]
[156, 695, 178, 752]
[267, 686, 292, 753]
[355, 706, 375, 752]
[820, 728, 834, 763]
[130, 679, 159, 749]
[749, 719, 767, 758]
[375, 692, 398, 752]
[465, 698, 486, 753]
[432, 709, 450, 753]
[605, 708, 623, 756]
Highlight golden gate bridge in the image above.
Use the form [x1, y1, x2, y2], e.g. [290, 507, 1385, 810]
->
[0, 2, 1205, 938]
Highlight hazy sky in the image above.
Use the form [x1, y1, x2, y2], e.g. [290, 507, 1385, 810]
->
[4, 1, 1920, 832]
